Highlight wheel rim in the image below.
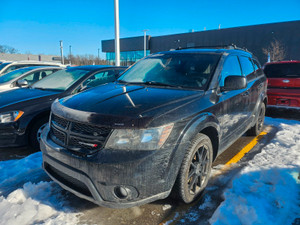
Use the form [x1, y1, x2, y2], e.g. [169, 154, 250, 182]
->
[37, 123, 47, 143]
[257, 106, 265, 131]
[187, 145, 210, 195]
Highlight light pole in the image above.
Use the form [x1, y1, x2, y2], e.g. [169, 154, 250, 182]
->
[142, 29, 149, 57]
[114, 0, 120, 66]
[59, 40, 64, 65]
[69, 45, 72, 65]
[98, 48, 100, 59]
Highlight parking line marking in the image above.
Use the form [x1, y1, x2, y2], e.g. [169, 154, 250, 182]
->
[225, 131, 268, 165]
[159, 128, 271, 225]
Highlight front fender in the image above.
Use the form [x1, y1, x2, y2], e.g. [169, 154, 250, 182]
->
[164, 112, 220, 191]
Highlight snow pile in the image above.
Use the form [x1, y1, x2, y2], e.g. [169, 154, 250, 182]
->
[210, 117, 300, 225]
[0, 152, 81, 225]
[0, 152, 48, 196]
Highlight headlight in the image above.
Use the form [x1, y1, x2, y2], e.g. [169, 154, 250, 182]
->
[0, 111, 24, 123]
[105, 124, 174, 150]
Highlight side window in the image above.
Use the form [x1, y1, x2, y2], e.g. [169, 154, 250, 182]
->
[21, 72, 40, 85]
[252, 59, 261, 71]
[239, 56, 255, 76]
[219, 56, 242, 86]
[82, 70, 116, 88]
[4, 65, 29, 74]
[41, 69, 56, 77]
[115, 69, 125, 77]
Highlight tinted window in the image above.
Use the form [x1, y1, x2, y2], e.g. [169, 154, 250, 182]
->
[220, 56, 242, 86]
[83, 70, 116, 88]
[119, 53, 221, 90]
[239, 56, 254, 76]
[264, 63, 300, 78]
[0, 62, 11, 71]
[3, 65, 28, 74]
[252, 59, 261, 71]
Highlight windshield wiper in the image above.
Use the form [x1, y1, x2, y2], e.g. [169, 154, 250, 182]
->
[144, 81, 185, 88]
[122, 81, 182, 88]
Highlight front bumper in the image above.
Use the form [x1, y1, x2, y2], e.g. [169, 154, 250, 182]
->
[0, 122, 27, 147]
[40, 126, 179, 208]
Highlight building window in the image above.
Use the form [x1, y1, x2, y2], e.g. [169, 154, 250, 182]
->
[106, 50, 150, 66]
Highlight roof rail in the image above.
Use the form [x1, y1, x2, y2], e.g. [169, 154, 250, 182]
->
[175, 44, 251, 53]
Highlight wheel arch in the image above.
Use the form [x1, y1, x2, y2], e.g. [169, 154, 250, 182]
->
[178, 112, 220, 162]
[25, 110, 51, 138]
[199, 126, 219, 161]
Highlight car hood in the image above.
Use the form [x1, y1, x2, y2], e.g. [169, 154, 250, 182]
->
[0, 88, 59, 109]
[54, 83, 204, 128]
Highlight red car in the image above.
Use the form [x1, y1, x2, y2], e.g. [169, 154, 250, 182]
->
[264, 61, 300, 109]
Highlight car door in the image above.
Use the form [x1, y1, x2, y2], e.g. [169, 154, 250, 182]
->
[218, 55, 249, 142]
[238, 55, 256, 120]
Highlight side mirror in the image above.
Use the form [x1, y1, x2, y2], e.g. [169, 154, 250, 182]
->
[17, 79, 29, 87]
[221, 76, 246, 91]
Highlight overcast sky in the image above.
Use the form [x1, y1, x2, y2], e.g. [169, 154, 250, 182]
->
[0, 0, 299, 58]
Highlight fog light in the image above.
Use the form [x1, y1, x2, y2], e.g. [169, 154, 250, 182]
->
[114, 186, 130, 199]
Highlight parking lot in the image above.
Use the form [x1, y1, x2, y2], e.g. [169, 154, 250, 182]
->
[0, 109, 299, 225]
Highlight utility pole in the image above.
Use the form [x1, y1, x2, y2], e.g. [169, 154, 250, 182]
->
[114, 0, 120, 66]
[69, 45, 72, 65]
[98, 48, 100, 59]
[142, 29, 149, 57]
[60, 40, 64, 64]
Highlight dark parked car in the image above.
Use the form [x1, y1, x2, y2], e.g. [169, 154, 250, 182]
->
[264, 61, 300, 109]
[0, 65, 126, 149]
[41, 48, 267, 208]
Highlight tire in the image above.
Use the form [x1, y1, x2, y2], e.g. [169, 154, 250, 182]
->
[247, 103, 266, 136]
[173, 133, 213, 204]
[29, 117, 49, 150]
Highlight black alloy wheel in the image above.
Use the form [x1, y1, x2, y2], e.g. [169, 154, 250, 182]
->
[174, 133, 213, 203]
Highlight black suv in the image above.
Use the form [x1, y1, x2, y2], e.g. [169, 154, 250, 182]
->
[41, 48, 267, 208]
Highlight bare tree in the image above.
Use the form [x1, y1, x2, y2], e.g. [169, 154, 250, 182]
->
[66, 54, 107, 66]
[263, 39, 286, 62]
[0, 45, 18, 54]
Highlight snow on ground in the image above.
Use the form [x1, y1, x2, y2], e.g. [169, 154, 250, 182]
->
[209, 117, 300, 225]
[0, 152, 81, 225]
[0, 117, 299, 225]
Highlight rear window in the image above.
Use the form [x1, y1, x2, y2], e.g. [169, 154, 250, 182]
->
[264, 63, 300, 78]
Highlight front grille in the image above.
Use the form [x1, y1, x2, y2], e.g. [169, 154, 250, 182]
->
[71, 122, 111, 136]
[52, 114, 68, 129]
[50, 127, 65, 145]
[49, 113, 112, 157]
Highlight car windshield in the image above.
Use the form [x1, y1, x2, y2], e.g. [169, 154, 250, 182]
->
[0, 62, 11, 71]
[31, 68, 90, 91]
[118, 53, 221, 89]
[0, 67, 33, 83]
[264, 63, 300, 78]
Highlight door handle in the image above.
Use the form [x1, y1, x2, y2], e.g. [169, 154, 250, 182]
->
[258, 83, 263, 90]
